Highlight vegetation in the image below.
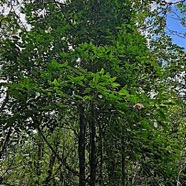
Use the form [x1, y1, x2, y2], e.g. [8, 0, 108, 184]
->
[0, 0, 185, 185]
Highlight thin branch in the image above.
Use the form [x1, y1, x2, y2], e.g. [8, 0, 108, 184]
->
[164, 0, 186, 5]
[166, 28, 186, 39]
[37, 127, 79, 176]
[0, 127, 12, 159]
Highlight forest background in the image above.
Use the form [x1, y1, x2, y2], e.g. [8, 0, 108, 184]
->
[0, 0, 186, 186]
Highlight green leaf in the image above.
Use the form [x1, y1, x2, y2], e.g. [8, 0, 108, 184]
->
[111, 82, 120, 88]
[118, 88, 129, 96]
[99, 68, 105, 75]
[159, 109, 167, 121]
[83, 88, 92, 94]
[53, 79, 61, 87]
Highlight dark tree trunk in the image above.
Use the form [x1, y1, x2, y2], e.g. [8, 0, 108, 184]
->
[78, 105, 86, 186]
[98, 119, 103, 186]
[89, 105, 96, 186]
[121, 129, 126, 186]
[35, 129, 44, 185]
[0, 127, 12, 159]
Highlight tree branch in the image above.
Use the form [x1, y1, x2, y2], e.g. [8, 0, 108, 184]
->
[0, 127, 12, 159]
[37, 127, 79, 176]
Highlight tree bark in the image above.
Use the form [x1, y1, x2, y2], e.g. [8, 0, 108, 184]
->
[35, 129, 44, 185]
[98, 119, 103, 186]
[78, 105, 86, 186]
[89, 104, 96, 186]
[121, 129, 126, 186]
[0, 127, 12, 159]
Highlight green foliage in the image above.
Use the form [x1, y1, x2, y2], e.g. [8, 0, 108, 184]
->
[0, 0, 185, 186]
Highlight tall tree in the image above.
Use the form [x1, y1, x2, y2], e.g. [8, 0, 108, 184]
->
[0, 0, 185, 185]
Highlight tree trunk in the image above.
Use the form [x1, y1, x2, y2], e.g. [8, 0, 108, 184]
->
[98, 119, 103, 186]
[35, 129, 44, 185]
[78, 105, 86, 186]
[121, 129, 126, 186]
[89, 104, 96, 186]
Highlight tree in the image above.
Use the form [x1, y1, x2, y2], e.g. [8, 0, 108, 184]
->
[0, 0, 185, 185]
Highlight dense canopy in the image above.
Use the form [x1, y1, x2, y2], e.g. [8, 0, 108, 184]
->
[0, 0, 185, 185]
